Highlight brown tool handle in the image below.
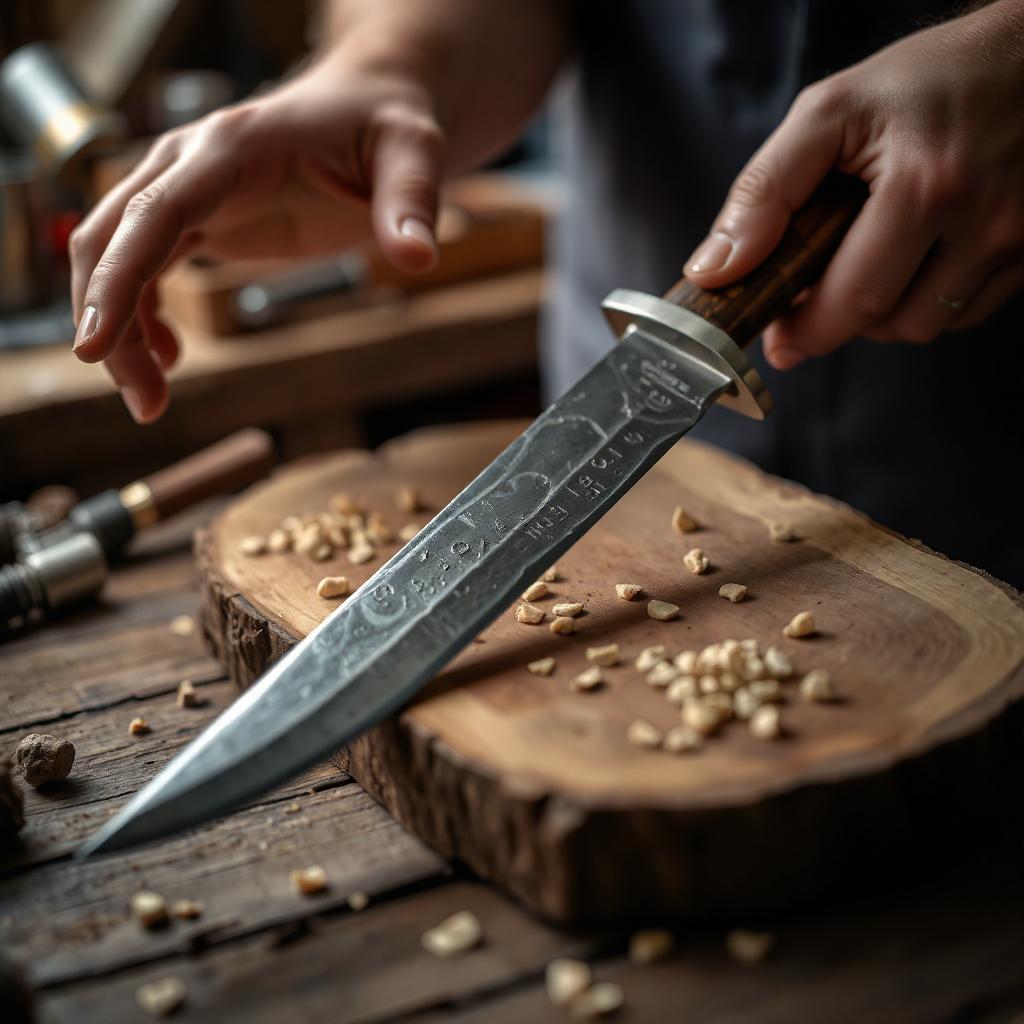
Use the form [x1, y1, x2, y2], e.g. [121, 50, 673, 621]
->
[663, 172, 868, 348]
[138, 429, 275, 522]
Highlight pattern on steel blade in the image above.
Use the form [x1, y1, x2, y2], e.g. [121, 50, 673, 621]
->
[80, 329, 730, 854]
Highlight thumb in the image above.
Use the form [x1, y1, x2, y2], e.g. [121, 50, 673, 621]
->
[683, 84, 846, 288]
[370, 111, 445, 273]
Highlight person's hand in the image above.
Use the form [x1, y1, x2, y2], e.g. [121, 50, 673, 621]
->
[683, 0, 1024, 370]
[70, 56, 446, 423]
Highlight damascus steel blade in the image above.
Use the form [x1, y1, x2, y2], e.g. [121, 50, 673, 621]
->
[79, 328, 731, 856]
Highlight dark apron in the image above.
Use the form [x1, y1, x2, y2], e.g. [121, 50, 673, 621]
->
[543, 0, 1024, 586]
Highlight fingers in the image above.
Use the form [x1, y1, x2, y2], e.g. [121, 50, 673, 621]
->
[684, 83, 846, 287]
[863, 247, 988, 343]
[73, 152, 241, 365]
[950, 264, 1024, 330]
[139, 281, 179, 371]
[69, 133, 180, 324]
[369, 109, 445, 273]
[760, 180, 939, 368]
[103, 322, 168, 424]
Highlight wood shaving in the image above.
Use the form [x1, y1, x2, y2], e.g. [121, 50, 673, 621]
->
[329, 493, 361, 516]
[267, 529, 292, 553]
[635, 645, 666, 673]
[168, 615, 195, 638]
[347, 542, 375, 565]
[570, 981, 624, 1019]
[239, 535, 266, 556]
[663, 725, 702, 753]
[682, 698, 725, 736]
[665, 676, 698, 704]
[647, 600, 679, 622]
[783, 611, 817, 638]
[646, 661, 678, 688]
[671, 506, 699, 534]
[526, 657, 557, 677]
[763, 646, 794, 679]
[726, 929, 775, 965]
[571, 667, 603, 691]
[290, 865, 328, 895]
[747, 680, 782, 704]
[749, 704, 782, 740]
[176, 680, 203, 708]
[674, 650, 698, 674]
[316, 575, 350, 599]
[137, 977, 187, 1018]
[629, 929, 673, 964]
[586, 643, 620, 667]
[683, 548, 710, 574]
[800, 669, 838, 702]
[421, 910, 483, 958]
[395, 486, 421, 513]
[627, 719, 662, 748]
[398, 523, 421, 542]
[545, 958, 592, 1006]
[516, 603, 545, 625]
[552, 601, 584, 618]
[131, 891, 169, 929]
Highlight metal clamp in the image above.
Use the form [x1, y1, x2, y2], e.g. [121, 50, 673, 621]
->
[601, 288, 773, 420]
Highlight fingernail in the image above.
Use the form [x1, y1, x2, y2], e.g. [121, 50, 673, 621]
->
[121, 387, 146, 424]
[686, 233, 734, 275]
[74, 305, 98, 351]
[399, 217, 436, 249]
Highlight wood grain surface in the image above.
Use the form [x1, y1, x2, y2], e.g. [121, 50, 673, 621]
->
[4, 493, 1024, 1022]
[197, 421, 1024, 922]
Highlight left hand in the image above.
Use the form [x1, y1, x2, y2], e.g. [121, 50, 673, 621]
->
[683, 0, 1024, 370]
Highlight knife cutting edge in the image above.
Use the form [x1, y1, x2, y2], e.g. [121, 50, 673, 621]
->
[78, 172, 866, 858]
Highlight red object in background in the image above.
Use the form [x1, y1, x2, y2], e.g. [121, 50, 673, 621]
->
[49, 209, 80, 264]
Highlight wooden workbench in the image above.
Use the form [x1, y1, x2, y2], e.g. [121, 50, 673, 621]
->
[0, 268, 542, 500]
[2, 502, 1024, 1023]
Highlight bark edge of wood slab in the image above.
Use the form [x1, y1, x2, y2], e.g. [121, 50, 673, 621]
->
[196, 420, 1024, 923]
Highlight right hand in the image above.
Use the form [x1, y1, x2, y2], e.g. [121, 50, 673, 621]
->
[70, 56, 446, 423]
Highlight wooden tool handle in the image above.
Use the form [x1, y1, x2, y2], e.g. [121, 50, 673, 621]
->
[663, 172, 868, 347]
[141, 429, 275, 521]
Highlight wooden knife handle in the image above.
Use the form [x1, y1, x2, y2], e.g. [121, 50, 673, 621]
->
[139, 429, 275, 522]
[663, 172, 868, 348]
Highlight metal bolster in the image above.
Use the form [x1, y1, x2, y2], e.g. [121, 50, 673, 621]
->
[601, 289, 773, 420]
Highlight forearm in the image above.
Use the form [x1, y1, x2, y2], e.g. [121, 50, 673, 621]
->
[316, 0, 570, 173]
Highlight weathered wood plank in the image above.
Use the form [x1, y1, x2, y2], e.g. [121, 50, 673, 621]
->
[0, 588, 219, 732]
[408, 853, 1024, 1024]
[3, 781, 446, 989]
[38, 880, 602, 1024]
[2, 680, 352, 867]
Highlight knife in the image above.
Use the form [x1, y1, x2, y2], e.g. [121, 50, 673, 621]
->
[79, 172, 866, 857]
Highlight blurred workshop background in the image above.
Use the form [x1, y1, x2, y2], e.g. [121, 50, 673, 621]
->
[0, 0, 554, 500]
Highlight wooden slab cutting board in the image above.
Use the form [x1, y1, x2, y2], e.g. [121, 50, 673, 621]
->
[197, 420, 1024, 923]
